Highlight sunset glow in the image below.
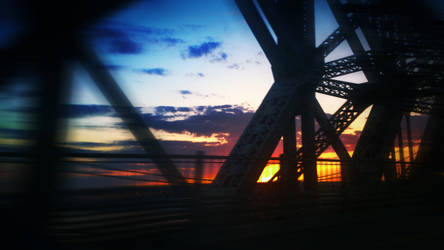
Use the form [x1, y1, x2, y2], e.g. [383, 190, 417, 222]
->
[257, 161, 342, 183]
[0, 0, 431, 191]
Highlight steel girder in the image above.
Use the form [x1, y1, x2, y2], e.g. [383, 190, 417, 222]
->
[318, 28, 346, 57]
[216, 0, 373, 188]
[216, 0, 444, 188]
[328, 0, 400, 182]
[212, 78, 308, 188]
[323, 56, 361, 78]
[316, 79, 358, 99]
[326, 0, 444, 182]
[268, 98, 369, 181]
[352, 104, 404, 182]
[214, 0, 319, 190]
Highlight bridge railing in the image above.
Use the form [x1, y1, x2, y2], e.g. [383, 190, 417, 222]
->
[0, 151, 421, 194]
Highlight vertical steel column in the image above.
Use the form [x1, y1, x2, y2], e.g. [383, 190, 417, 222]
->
[353, 104, 402, 183]
[405, 114, 414, 162]
[19, 47, 67, 249]
[282, 112, 297, 188]
[302, 95, 317, 191]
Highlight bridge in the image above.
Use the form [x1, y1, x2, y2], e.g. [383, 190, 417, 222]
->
[1, 0, 444, 249]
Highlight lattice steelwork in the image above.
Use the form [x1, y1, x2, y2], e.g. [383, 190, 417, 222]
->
[316, 79, 358, 99]
[215, 0, 444, 190]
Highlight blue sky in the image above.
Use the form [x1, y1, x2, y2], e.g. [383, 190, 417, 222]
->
[0, 0, 437, 188]
[0, 0, 373, 157]
[0, 0, 433, 158]
[70, 0, 353, 112]
[72, 0, 272, 109]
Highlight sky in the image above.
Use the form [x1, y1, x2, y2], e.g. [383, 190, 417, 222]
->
[65, 0, 365, 156]
[0, 0, 435, 188]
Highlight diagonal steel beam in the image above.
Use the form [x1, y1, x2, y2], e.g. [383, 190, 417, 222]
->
[215, 0, 319, 191]
[313, 99, 352, 182]
[78, 44, 187, 185]
[313, 99, 351, 162]
[352, 104, 403, 182]
[235, 0, 281, 67]
[256, 0, 279, 37]
[318, 27, 346, 57]
[257, 0, 350, 60]
[326, 0, 378, 83]
[213, 77, 308, 189]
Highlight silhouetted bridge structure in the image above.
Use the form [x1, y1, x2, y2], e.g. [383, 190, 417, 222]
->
[1, 0, 444, 249]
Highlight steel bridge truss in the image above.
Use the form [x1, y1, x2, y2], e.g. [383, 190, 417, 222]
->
[2, 0, 443, 192]
[214, 0, 444, 191]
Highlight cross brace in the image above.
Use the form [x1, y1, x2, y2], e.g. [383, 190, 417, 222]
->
[78, 44, 187, 185]
[268, 98, 369, 181]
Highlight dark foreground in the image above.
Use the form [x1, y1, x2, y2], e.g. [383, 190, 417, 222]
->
[2, 177, 444, 250]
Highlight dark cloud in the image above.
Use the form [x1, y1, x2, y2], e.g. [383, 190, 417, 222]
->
[138, 68, 168, 76]
[162, 37, 185, 46]
[54, 104, 255, 155]
[109, 39, 142, 54]
[90, 22, 180, 54]
[154, 106, 177, 115]
[140, 105, 253, 137]
[106, 65, 125, 71]
[177, 107, 191, 112]
[60, 104, 114, 119]
[114, 22, 173, 36]
[184, 41, 221, 59]
[96, 21, 174, 37]
[91, 26, 142, 54]
[90, 26, 122, 40]
[1, 102, 433, 157]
